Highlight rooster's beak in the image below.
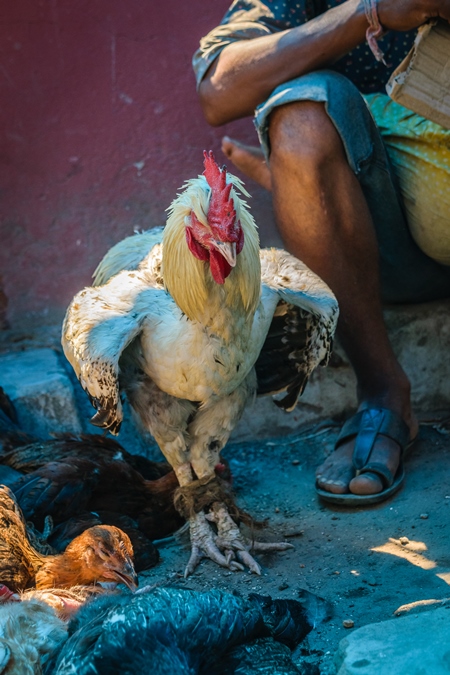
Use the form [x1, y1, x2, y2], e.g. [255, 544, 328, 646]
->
[213, 241, 237, 267]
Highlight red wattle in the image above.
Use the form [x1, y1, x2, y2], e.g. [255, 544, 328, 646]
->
[186, 227, 209, 261]
[209, 248, 231, 285]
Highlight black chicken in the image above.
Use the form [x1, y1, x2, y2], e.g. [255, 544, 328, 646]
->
[48, 586, 331, 674]
[1, 432, 171, 481]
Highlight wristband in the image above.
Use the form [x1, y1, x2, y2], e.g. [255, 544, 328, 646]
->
[364, 0, 388, 65]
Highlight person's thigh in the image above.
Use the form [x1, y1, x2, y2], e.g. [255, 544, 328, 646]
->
[254, 70, 450, 304]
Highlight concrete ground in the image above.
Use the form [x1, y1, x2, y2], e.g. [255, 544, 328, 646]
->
[0, 323, 449, 673]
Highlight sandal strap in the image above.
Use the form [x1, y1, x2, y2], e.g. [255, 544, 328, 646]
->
[336, 408, 410, 471]
[357, 461, 394, 489]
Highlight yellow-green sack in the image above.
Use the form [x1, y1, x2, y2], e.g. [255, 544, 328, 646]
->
[365, 93, 450, 266]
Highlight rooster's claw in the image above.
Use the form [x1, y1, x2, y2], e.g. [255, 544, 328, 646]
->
[185, 511, 244, 577]
[208, 501, 293, 575]
[184, 502, 293, 576]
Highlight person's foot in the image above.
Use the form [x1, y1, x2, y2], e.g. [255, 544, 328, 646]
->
[221, 137, 272, 191]
[315, 401, 419, 496]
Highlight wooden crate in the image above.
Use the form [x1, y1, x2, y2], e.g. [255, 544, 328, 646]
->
[386, 20, 450, 129]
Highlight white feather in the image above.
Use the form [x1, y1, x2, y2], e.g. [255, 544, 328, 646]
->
[62, 167, 338, 472]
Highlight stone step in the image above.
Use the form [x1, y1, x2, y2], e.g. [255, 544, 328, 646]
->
[335, 605, 450, 674]
[0, 348, 82, 438]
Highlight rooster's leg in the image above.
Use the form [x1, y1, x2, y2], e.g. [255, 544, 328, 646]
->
[185, 510, 245, 577]
[166, 461, 242, 577]
[206, 502, 294, 575]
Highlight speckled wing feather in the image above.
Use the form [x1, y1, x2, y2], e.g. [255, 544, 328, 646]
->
[257, 249, 339, 412]
[62, 233, 164, 435]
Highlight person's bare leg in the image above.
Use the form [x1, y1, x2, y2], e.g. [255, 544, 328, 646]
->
[267, 101, 417, 496]
[222, 136, 272, 191]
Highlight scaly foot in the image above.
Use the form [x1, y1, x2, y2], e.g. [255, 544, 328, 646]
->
[185, 510, 244, 577]
[206, 501, 293, 575]
[185, 504, 293, 576]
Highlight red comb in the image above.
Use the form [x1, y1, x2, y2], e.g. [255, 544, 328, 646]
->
[203, 150, 240, 243]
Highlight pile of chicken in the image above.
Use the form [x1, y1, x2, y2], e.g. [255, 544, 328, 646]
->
[0, 400, 332, 674]
[0, 383, 186, 584]
[0, 391, 182, 672]
[0, 474, 331, 674]
[62, 151, 339, 576]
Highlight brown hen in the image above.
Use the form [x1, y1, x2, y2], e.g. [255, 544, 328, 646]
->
[0, 485, 137, 592]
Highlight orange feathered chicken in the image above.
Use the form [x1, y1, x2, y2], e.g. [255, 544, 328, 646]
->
[0, 486, 137, 593]
[34, 524, 137, 591]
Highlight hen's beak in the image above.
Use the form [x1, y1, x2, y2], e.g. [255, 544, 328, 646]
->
[112, 565, 139, 593]
[213, 241, 237, 267]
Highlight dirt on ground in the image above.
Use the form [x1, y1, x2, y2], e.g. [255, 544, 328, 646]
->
[139, 419, 450, 674]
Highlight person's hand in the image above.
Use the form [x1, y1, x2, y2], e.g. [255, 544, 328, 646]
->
[376, 0, 450, 32]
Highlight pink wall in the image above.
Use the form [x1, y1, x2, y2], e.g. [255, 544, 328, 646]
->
[0, 0, 278, 326]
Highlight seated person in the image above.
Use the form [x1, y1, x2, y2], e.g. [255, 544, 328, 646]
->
[193, 0, 450, 504]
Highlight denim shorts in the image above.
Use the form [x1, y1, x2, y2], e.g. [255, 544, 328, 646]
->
[254, 70, 450, 304]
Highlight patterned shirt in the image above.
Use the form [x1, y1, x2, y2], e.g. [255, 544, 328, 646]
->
[193, 0, 416, 94]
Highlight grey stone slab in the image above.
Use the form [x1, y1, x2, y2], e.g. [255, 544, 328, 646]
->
[334, 606, 450, 675]
[0, 348, 82, 438]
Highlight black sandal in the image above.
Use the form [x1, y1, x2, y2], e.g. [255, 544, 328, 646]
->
[316, 407, 414, 506]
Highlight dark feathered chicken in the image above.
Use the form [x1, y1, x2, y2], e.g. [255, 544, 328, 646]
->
[50, 586, 330, 674]
[10, 456, 183, 539]
[0, 390, 183, 570]
[0, 389, 180, 573]
[0, 386, 173, 486]
[0, 485, 138, 592]
[1, 433, 171, 481]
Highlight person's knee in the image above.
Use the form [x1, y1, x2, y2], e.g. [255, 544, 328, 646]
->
[268, 101, 347, 174]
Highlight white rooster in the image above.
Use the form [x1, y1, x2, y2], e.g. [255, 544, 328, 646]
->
[62, 151, 338, 576]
